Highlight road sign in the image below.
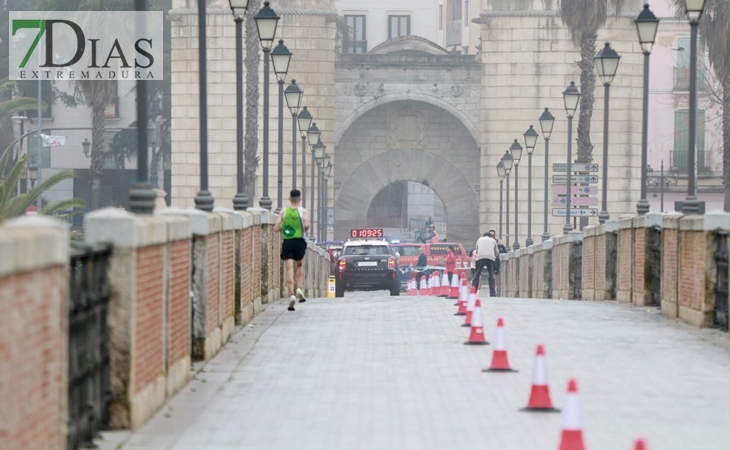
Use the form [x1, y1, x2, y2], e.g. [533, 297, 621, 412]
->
[552, 208, 599, 217]
[552, 196, 599, 206]
[25, 205, 38, 216]
[552, 186, 598, 195]
[552, 175, 599, 184]
[552, 163, 599, 173]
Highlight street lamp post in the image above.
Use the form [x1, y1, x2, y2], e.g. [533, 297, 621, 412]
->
[497, 161, 506, 239]
[501, 150, 514, 247]
[562, 81, 581, 234]
[320, 152, 330, 242]
[192, 0, 214, 212]
[297, 106, 312, 207]
[523, 125, 539, 247]
[311, 136, 325, 240]
[254, 1, 280, 210]
[284, 80, 303, 192]
[595, 42, 621, 224]
[635, 4, 660, 215]
[28, 162, 38, 189]
[681, 0, 706, 215]
[539, 108, 555, 241]
[510, 139, 523, 250]
[271, 39, 292, 213]
[230, 0, 251, 211]
[324, 159, 333, 242]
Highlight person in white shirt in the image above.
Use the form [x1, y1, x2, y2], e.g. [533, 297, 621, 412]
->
[472, 232, 500, 297]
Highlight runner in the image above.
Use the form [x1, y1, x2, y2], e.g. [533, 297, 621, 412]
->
[273, 190, 310, 311]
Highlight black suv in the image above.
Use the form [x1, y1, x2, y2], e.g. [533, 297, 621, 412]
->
[335, 240, 400, 297]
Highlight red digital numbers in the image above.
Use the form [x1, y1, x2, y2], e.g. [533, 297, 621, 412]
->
[350, 228, 383, 238]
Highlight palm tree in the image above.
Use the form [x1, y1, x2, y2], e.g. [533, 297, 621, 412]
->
[0, 147, 86, 222]
[244, 0, 262, 202]
[558, 0, 627, 163]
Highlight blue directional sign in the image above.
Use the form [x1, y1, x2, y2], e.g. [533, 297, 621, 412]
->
[552, 208, 599, 217]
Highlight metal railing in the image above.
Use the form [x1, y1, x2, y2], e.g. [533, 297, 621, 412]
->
[67, 243, 113, 450]
[673, 66, 706, 92]
[670, 149, 709, 173]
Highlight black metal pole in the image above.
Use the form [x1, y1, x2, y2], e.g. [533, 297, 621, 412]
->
[194, 0, 214, 211]
[301, 135, 307, 208]
[499, 180, 503, 239]
[276, 79, 284, 212]
[292, 113, 297, 190]
[526, 152, 533, 246]
[542, 137, 550, 241]
[513, 164, 520, 250]
[324, 176, 328, 242]
[259, 49, 272, 210]
[233, 16, 248, 210]
[684, 22, 700, 214]
[599, 83, 611, 223]
[318, 168, 324, 242]
[563, 116, 573, 234]
[506, 173, 510, 247]
[660, 159, 664, 212]
[128, 0, 155, 214]
[309, 149, 317, 240]
[636, 51, 651, 215]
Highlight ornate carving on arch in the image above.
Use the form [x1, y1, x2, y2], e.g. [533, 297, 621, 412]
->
[387, 106, 427, 150]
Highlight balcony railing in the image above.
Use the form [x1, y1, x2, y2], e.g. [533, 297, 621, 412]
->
[673, 67, 706, 92]
[446, 20, 462, 47]
[670, 149, 710, 173]
[344, 40, 367, 54]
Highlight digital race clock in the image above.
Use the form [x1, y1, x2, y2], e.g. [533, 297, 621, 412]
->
[350, 228, 384, 239]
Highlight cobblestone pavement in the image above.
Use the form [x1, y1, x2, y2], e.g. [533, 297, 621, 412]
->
[112, 291, 730, 450]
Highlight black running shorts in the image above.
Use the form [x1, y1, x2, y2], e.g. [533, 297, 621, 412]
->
[281, 238, 307, 261]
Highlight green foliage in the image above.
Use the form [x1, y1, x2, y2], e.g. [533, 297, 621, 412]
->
[0, 145, 87, 223]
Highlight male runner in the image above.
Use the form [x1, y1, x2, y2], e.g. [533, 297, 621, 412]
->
[273, 190, 310, 311]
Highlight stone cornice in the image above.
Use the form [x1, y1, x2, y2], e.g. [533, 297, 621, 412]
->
[169, 7, 338, 18]
[474, 9, 640, 23]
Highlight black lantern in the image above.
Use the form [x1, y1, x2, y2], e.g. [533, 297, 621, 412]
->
[594, 42, 621, 85]
[284, 79, 304, 114]
[539, 107, 555, 139]
[635, 4, 660, 53]
[298, 106, 313, 138]
[271, 39, 292, 82]
[523, 125, 539, 154]
[563, 81, 581, 117]
[254, 1, 279, 50]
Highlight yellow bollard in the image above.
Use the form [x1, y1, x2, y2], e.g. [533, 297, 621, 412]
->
[327, 277, 336, 298]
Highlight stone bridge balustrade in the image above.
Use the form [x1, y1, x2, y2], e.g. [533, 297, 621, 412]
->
[661, 213, 683, 318]
[616, 215, 635, 304]
[632, 212, 664, 307]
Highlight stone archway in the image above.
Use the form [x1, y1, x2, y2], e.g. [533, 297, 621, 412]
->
[335, 149, 478, 245]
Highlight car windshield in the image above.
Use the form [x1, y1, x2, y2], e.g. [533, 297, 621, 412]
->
[395, 245, 422, 256]
[344, 245, 390, 256]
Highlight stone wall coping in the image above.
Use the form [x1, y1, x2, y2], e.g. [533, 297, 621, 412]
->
[85, 207, 169, 248]
[169, 7, 339, 18]
[500, 253, 509, 261]
[602, 220, 619, 233]
[307, 241, 327, 258]
[703, 211, 730, 231]
[633, 212, 663, 229]
[533, 242, 543, 252]
[661, 212, 684, 229]
[247, 207, 272, 225]
[678, 214, 705, 231]
[542, 239, 553, 250]
[553, 235, 564, 245]
[156, 214, 192, 242]
[527, 245, 535, 255]
[583, 225, 598, 237]
[567, 231, 583, 243]
[211, 209, 235, 232]
[618, 216, 635, 230]
[214, 207, 243, 230]
[1, 217, 69, 276]
[238, 210, 256, 229]
[244, 208, 263, 226]
[513, 249, 521, 258]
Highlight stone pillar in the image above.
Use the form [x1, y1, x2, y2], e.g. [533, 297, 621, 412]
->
[551, 235, 565, 299]
[661, 212, 683, 318]
[582, 225, 597, 300]
[1, 217, 69, 450]
[498, 253, 508, 297]
[678, 212, 730, 327]
[632, 212, 663, 307]
[85, 208, 192, 429]
[518, 248, 531, 297]
[509, 250, 520, 297]
[594, 220, 618, 300]
[543, 239, 553, 299]
[568, 231, 583, 300]
[531, 243, 543, 298]
[616, 215, 635, 303]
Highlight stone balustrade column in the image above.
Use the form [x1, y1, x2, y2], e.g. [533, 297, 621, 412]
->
[593, 221, 618, 300]
[551, 235, 565, 299]
[582, 225, 597, 300]
[616, 215, 635, 303]
[531, 243, 543, 298]
[632, 212, 664, 306]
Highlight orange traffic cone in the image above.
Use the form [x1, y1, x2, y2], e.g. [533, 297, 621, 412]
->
[448, 271, 460, 298]
[521, 344, 559, 412]
[558, 379, 585, 450]
[462, 286, 476, 327]
[483, 318, 517, 372]
[407, 275, 417, 296]
[633, 439, 647, 450]
[439, 272, 450, 297]
[464, 298, 488, 345]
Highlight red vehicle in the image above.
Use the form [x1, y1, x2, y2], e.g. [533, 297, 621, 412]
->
[392, 242, 469, 269]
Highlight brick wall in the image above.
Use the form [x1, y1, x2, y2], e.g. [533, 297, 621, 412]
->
[168, 240, 190, 370]
[661, 214, 682, 318]
[134, 245, 165, 395]
[594, 230, 607, 299]
[240, 227, 253, 315]
[532, 247, 543, 298]
[206, 233, 220, 337]
[582, 228, 596, 300]
[221, 230, 235, 321]
[552, 240, 561, 299]
[631, 224, 647, 306]
[616, 218, 634, 303]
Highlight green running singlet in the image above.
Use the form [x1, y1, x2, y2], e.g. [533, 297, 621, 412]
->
[281, 207, 305, 240]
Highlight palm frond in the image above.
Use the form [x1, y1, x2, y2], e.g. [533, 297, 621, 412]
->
[0, 97, 46, 117]
[42, 199, 87, 217]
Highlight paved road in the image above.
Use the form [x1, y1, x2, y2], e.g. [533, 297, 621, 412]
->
[111, 291, 730, 450]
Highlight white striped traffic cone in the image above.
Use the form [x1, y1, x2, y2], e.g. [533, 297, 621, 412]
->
[483, 318, 517, 372]
[522, 344, 559, 412]
[462, 287, 476, 327]
[464, 298, 488, 345]
[439, 272, 450, 297]
[558, 379, 585, 450]
[633, 439, 647, 450]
